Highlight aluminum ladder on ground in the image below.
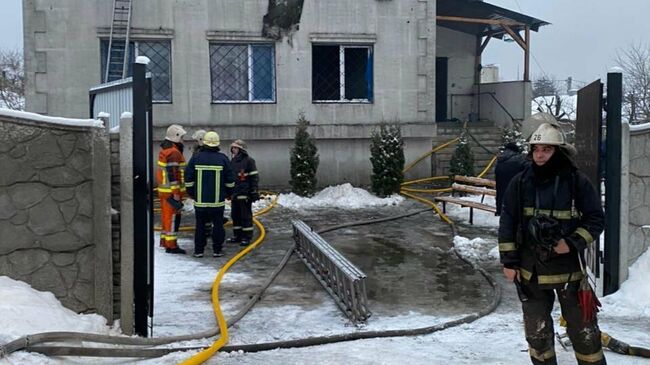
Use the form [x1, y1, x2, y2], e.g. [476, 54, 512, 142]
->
[104, 0, 133, 83]
[292, 219, 371, 324]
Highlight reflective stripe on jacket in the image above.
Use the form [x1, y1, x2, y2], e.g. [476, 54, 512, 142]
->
[231, 151, 259, 197]
[498, 165, 605, 288]
[185, 148, 235, 208]
[156, 145, 186, 194]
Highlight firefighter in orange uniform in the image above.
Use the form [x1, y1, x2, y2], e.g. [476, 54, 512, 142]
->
[157, 124, 188, 254]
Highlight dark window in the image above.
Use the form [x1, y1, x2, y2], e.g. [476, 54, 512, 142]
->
[209, 43, 276, 103]
[100, 40, 172, 102]
[312, 45, 373, 102]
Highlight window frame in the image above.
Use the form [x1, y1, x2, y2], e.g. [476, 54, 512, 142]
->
[312, 44, 374, 104]
[209, 42, 277, 104]
[100, 39, 173, 104]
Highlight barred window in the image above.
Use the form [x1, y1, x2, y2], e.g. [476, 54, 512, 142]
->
[209, 43, 276, 103]
[100, 40, 172, 103]
[312, 45, 373, 103]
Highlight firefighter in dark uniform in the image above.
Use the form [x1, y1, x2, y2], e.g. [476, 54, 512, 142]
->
[499, 122, 606, 365]
[227, 139, 259, 246]
[185, 131, 235, 257]
[495, 141, 528, 216]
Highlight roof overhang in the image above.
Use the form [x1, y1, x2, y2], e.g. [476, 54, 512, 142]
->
[436, 0, 549, 39]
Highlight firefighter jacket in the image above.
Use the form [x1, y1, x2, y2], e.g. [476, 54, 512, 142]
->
[498, 163, 605, 289]
[185, 147, 235, 208]
[156, 142, 186, 195]
[495, 149, 528, 215]
[231, 151, 259, 198]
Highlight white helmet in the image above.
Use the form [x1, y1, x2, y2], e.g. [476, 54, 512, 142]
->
[529, 123, 576, 156]
[192, 129, 207, 146]
[204, 131, 220, 147]
[165, 124, 187, 143]
[521, 112, 560, 140]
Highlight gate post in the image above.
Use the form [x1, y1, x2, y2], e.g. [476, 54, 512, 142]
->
[132, 57, 154, 336]
[604, 71, 623, 295]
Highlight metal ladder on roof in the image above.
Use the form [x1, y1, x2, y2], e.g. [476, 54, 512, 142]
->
[104, 0, 133, 82]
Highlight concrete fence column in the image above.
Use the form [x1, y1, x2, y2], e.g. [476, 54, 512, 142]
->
[119, 112, 135, 335]
[619, 122, 630, 284]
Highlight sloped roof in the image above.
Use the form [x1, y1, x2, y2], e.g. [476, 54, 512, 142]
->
[437, 0, 549, 38]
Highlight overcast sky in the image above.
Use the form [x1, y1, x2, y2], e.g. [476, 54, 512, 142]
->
[1, 0, 649, 87]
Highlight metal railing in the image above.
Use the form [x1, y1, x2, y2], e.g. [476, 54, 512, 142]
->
[292, 220, 371, 324]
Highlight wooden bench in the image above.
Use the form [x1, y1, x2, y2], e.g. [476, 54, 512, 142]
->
[434, 175, 497, 224]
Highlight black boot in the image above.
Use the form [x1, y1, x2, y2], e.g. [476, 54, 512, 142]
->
[165, 247, 186, 254]
[226, 237, 241, 244]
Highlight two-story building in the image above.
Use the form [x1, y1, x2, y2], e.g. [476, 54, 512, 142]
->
[23, 0, 546, 186]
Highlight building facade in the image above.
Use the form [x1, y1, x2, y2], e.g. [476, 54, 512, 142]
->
[23, 0, 542, 187]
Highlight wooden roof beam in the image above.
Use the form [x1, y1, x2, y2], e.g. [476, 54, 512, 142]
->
[436, 15, 524, 27]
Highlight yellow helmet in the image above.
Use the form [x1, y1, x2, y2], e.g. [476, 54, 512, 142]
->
[203, 131, 220, 147]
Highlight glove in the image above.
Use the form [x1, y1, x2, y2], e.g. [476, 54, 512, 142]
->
[249, 191, 260, 202]
[181, 199, 195, 213]
[578, 278, 601, 323]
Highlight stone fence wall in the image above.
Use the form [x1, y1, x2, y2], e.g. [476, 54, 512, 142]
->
[621, 122, 650, 281]
[0, 110, 113, 320]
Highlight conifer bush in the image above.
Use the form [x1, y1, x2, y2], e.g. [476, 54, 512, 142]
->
[449, 131, 475, 177]
[501, 127, 527, 153]
[370, 124, 404, 197]
[290, 113, 319, 196]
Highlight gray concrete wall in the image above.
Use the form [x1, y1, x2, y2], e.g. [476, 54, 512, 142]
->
[622, 123, 650, 281]
[24, 0, 436, 124]
[478, 81, 532, 128]
[436, 26, 477, 122]
[24, 0, 442, 186]
[0, 111, 113, 319]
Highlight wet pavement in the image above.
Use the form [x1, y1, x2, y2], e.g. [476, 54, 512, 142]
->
[171, 199, 494, 322]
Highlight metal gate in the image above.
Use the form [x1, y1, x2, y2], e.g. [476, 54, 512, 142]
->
[574, 72, 623, 295]
[89, 65, 154, 336]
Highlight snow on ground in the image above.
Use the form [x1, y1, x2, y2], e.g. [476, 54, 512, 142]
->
[601, 247, 650, 317]
[1, 185, 649, 365]
[277, 183, 403, 209]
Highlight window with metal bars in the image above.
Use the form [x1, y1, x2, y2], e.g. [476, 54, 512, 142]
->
[100, 40, 172, 103]
[312, 45, 373, 103]
[209, 43, 276, 103]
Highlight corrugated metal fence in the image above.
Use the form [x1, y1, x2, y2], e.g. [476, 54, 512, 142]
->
[89, 77, 133, 129]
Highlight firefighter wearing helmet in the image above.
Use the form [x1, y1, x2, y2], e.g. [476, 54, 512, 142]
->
[185, 131, 235, 257]
[156, 124, 188, 254]
[227, 139, 259, 246]
[498, 120, 606, 365]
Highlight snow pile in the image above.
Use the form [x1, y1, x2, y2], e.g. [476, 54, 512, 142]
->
[601, 247, 650, 317]
[0, 276, 113, 344]
[278, 183, 403, 209]
[453, 236, 499, 263]
[0, 108, 104, 128]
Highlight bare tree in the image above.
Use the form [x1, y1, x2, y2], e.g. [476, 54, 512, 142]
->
[616, 43, 650, 124]
[0, 49, 25, 110]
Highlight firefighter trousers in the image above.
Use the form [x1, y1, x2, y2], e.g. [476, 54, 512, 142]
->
[194, 207, 225, 254]
[521, 280, 606, 365]
[159, 193, 181, 249]
[231, 195, 253, 241]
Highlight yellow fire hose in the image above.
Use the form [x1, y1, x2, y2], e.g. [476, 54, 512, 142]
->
[178, 217, 267, 365]
[178, 193, 278, 364]
[154, 191, 278, 232]
[402, 137, 459, 174]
